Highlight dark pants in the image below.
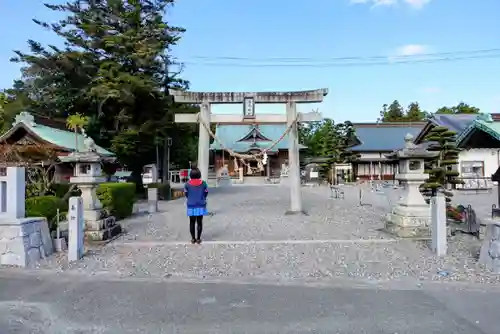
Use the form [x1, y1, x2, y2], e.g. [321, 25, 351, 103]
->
[189, 215, 203, 240]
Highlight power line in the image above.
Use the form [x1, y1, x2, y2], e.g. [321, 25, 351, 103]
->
[186, 48, 500, 62]
[175, 48, 500, 68]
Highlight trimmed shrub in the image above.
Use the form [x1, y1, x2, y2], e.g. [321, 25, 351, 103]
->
[25, 195, 67, 230]
[96, 182, 136, 220]
[147, 182, 171, 200]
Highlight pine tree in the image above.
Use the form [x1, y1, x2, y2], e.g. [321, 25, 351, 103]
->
[318, 121, 360, 183]
[379, 100, 405, 122]
[421, 126, 461, 202]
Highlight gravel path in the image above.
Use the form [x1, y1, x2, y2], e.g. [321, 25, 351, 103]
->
[119, 185, 390, 242]
[27, 184, 500, 285]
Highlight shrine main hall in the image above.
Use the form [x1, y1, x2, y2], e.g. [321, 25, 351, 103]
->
[210, 122, 305, 177]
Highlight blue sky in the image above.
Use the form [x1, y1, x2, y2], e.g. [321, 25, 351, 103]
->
[1, 0, 499, 121]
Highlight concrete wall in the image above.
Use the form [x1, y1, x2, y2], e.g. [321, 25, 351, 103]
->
[458, 148, 500, 177]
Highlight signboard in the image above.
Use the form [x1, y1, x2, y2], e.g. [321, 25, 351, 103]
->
[243, 97, 255, 118]
[142, 164, 158, 185]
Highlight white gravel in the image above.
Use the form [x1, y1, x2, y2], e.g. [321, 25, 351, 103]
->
[25, 184, 500, 285]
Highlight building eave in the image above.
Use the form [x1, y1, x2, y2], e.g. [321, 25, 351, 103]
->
[413, 121, 435, 144]
[456, 120, 500, 148]
[0, 122, 69, 152]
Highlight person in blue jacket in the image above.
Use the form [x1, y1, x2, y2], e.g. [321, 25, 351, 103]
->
[184, 168, 208, 244]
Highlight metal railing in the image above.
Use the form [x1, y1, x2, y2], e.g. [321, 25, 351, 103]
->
[168, 170, 183, 184]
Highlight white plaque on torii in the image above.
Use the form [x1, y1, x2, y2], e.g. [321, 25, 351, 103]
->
[243, 97, 255, 119]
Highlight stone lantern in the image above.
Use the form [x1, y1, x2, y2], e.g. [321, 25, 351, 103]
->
[59, 136, 121, 241]
[384, 133, 438, 238]
[216, 164, 231, 187]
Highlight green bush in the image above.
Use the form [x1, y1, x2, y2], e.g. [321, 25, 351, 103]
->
[49, 183, 82, 198]
[25, 195, 67, 230]
[147, 182, 171, 200]
[96, 182, 136, 219]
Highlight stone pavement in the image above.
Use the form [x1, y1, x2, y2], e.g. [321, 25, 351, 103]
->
[0, 272, 499, 334]
[28, 184, 500, 285]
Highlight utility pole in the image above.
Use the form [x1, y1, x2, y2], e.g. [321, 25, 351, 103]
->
[162, 56, 170, 184]
[155, 135, 160, 181]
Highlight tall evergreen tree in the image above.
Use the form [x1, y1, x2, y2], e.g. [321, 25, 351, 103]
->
[379, 100, 405, 122]
[405, 102, 426, 121]
[8, 0, 198, 177]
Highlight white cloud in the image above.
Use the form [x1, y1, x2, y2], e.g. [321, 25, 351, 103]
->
[349, 0, 396, 5]
[349, 0, 432, 9]
[388, 44, 431, 62]
[421, 87, 441, 94]
[395, 44, 430, 56]
[403, 0, 431, 9]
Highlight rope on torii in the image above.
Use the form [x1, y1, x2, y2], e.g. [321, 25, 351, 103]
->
[196, 112, 299, 172]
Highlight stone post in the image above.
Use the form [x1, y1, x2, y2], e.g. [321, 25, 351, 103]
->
[147, 188, 158, 213]
[5, 167, 24, 219]
[0, 167, 53, 267]
[479, 220, 500, 273]
[238, 167, 244, 183]
[198, 102, 211, 181]
[286, 101, 302, 213]
[431, 192, 447, 256]
[68, 196, 84, 262]
[143, 164, 158, 213]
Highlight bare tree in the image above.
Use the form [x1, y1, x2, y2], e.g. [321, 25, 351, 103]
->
[0, 140, 61, 197]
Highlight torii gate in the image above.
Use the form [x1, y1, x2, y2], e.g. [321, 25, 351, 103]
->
[171, 88, 327, 213]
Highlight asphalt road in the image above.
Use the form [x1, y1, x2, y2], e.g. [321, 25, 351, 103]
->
[0, 273, 499, 334]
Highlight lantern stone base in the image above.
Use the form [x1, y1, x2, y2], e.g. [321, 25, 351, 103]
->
[84, 215, 122, 242]
[81, 210, 121, 242]
[385, 205, 431, 238]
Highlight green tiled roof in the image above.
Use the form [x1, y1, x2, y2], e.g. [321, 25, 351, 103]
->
[114, 171, 132, 178]
[210, 124, 306, 152]
[456, 117, 500, 147]
[3, 112, 114, 156]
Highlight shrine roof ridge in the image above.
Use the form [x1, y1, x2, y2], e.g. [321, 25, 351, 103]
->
[0, 112, 114, 156]
[169, 88, 328, 104]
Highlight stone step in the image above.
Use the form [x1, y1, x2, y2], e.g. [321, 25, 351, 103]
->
[85, 224, 122, 242]
[85, 216, 117, 231]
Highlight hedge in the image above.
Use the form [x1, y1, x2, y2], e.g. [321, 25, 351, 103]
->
[25, 195, 67, 230]
[96, 182, 136, 220]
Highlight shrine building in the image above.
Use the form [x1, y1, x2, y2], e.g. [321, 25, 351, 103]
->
[349, 122, 426, 180]
[210, 123, 306, 177]
[415, 113, 500, 178]
[0, 112, 114, 182]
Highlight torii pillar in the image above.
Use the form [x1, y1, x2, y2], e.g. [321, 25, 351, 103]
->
[171, 89, 328, 214]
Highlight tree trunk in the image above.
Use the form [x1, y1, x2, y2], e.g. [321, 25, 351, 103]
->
[62, 184, 78, 202]
[75, 128, 78, 152]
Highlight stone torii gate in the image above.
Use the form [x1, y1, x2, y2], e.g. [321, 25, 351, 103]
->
[171, 88, 327, 213]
